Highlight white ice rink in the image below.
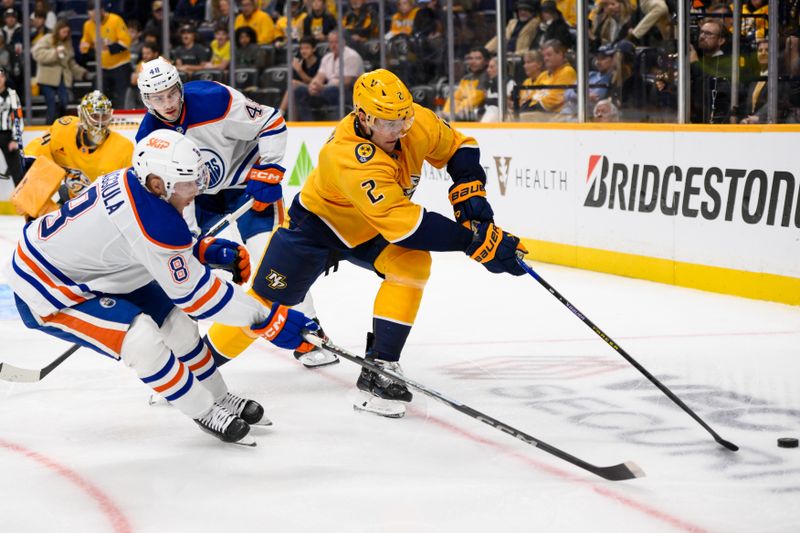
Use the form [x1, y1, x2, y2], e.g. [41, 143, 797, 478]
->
[0, 213, 798, 533]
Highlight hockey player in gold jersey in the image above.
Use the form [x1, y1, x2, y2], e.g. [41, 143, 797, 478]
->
[205, 69, 527, 417]
[17, 91, 133, 217]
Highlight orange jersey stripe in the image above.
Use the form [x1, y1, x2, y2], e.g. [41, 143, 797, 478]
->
[44, 312, 125, 355]
[188, 350, 212, 373]
[16, 245, 87, 304]
[152, 361, 186, 393]
[182, 277, 222, 314]
[259, 116, 285, 133]
[122, 174, 189, 251]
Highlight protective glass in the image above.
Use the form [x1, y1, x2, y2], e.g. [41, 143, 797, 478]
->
[370, 115, 415, 137]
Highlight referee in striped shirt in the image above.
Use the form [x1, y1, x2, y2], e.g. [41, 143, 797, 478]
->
[0, 66, 23, 184]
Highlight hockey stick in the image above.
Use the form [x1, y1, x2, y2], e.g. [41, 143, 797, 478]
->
[0, 198, 258, 383]
[516, 258, 739, 452]
[305, 335, 644, 481]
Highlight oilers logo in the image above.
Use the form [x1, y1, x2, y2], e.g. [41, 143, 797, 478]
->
[355, 143, 375, 164]
[200, 148, 226, 190]
[99, 297, 116, 308]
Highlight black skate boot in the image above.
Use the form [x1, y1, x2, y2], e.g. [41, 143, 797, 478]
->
[216, 392, 272, 426]
[194, 404, 252, 444]
[355, 332, 413, 403]
[294, 318, 338, 368]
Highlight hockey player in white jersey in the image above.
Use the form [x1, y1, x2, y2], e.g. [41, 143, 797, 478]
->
[5, 130, 319, 444]
[135, 58, 336, 369]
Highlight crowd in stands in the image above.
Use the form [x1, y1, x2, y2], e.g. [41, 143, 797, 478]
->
[2, 0, 799, 124]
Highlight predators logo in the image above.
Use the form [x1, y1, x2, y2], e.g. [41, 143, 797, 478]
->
[355, 143, 375, 164]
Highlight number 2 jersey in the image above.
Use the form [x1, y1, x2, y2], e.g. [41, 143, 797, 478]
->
[5, 168, 267, 326]
[136, 80, 287, 195]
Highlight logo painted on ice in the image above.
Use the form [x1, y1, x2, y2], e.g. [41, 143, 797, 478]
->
[200, 148, 226, 190]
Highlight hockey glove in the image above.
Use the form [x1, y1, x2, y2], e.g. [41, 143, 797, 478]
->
[448, 180, 494, 226]
[194, 237, 251, 284]
[245, 162, 284, 212]
[57, 170, 92, 204]
[465, 221, 528, 276]
[251, 304, 320, 351]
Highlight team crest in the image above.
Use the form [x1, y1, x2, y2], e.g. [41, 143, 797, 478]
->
[355, 143, 375, 164]
[200, 148, 226, 189]
[99, 297, 116, 308]
[266, 269, 287, 289]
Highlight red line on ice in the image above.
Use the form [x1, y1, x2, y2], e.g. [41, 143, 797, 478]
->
[0, 438, 132, 533]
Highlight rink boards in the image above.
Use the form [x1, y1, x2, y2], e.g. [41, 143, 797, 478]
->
[7, 117, 800, 305]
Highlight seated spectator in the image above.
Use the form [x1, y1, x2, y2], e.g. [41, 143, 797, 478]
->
[343, 0, 377, 50]
[486, 1, 540, 56]
[235, 0, 275, 44]
[523, 39, 577, 114]
[176, 0, 207, 25]
[690, 18, 732, 123]
[531, 1, 573, 50]
[131, 42, 161, 88]
[128, 20, 143, 64]
[627, 0, 670, 46]
[738, 39, 791, 123]
[294, 31, 364, 120]
[172, 24, 211, 76]
[386, 0, 419, 40]
[31, 10, 49, 49]
[205, 24, 231, 71]
[32, 0, 56, 32]
[556, 0, 577, 27]
[144, 1, 179, 46]
[32, 20, 88, 125]
[561, 43, 615, 114]
[280, 36, 320, 115]
[303, 0, 337, 45]
[589, 0, 633, 51]
[593, 97, 619, 121]
[480, 56, 516, 122]
[207, 0, 231, 25]
[442, 46, 490, 121]
[2, 9, 21, 56]
[235, 26, 266, 69]
[275, 0, 307, 48]
[517, 49, 544, 109]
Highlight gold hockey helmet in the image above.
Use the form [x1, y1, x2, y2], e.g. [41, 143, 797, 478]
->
[353, 69, 414, 136]
[78, 90, 113, 145]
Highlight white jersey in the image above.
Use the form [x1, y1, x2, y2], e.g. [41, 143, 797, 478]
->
[136, 81, 287, 195]
[5, 168, 268, 325]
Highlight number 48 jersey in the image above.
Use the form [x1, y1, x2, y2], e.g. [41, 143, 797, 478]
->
[4, 168, 266, 326]
[136, 81, 287, 195]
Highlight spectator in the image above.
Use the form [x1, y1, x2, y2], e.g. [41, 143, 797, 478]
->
[517, 49, 544, 109]
[532, 1, 573, 50]
[79, 2, 132, 110]
[524, 39, 577, 115]
[442, 46, 490, 121]
[33, 20, 88, 125]
[303, 0, 337, 45]
[131, 41, 160, 88]
[592, 97, 619, 121]
[206, 24, 231, 71]
[294, 30, 364, 120]
[690, 18, 732, 123]
[481, 56, 516, 122]
[741, 0, 768, 41]
[143, 1, 179, 46]
[206, 0, 232, 27]
[0, 67, 22, 184]
[280, 35, 320, 115]
[2, 9, 21, 55]
[235, 0, 275, 45]
[343, 0, 377, 49]
[590, 0, 633, 51]
[412, 0, 444, 83]
[737, 39, 793, 123]
[176, 0, 207, 25]
[128, 20, 143, 64]
[0, 32, 16, 81]
[32, 0, 56, 32]
[172, 24, 211, 75]
[235, 26, 265, 69]
[387, 0, 419, 40]
[274, 0, 307, 48]
[561, 44, 615, 115]
[556, 0, 577, 27]
[486, 0, 540, 56]
[627, 0, 670, 46]
[31, 10, 49, 45]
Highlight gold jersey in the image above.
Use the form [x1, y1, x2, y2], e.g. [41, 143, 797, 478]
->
[299, 103, 478, 248]
[26, 116, 133, 182]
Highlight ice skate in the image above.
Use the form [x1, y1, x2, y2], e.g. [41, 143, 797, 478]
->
[354, 357, 412, 418]
[216, 391, 272, 426]
[194, 403, 254, 445]
[294, 321, 338, 368]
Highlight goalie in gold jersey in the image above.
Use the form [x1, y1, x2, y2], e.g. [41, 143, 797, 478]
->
[206, 69, 528, 418]
[17, 91, 133, 217]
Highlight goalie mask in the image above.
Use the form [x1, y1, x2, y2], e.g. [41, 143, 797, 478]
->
[78, 91, 113, 145]
[133, 129, 209, 200]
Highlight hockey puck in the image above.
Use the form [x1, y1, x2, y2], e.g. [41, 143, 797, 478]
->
[777, 438, 799, 448]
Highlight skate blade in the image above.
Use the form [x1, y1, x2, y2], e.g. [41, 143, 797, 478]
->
[352, 391, 406, 419]
[230, 435, 257, 447]
[298, 350, 339, 368]
[251, 417, 273, 427]
[148, 394, 168, 406]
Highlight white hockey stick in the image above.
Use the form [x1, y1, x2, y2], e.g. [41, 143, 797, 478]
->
[0, 197, 257, 383]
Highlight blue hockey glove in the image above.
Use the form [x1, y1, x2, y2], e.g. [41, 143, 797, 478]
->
[465, 221, 528, 276]
[245, 162, 284, 212]
[448, 180, 494, 226]
[194, 237, 251, 284]
[251, 305, 320, 351]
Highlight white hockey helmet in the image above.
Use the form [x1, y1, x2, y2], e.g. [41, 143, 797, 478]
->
[137, 57, 183, 117]
[133, 130, 209, 198]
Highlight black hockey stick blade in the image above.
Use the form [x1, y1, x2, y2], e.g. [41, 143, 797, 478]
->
[516, 258, 739, 452]
[304, 334, 644, 481]
[0, 344, 81, 383]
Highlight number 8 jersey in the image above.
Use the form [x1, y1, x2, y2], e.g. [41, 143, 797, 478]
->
[5, 168, 265, 326]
